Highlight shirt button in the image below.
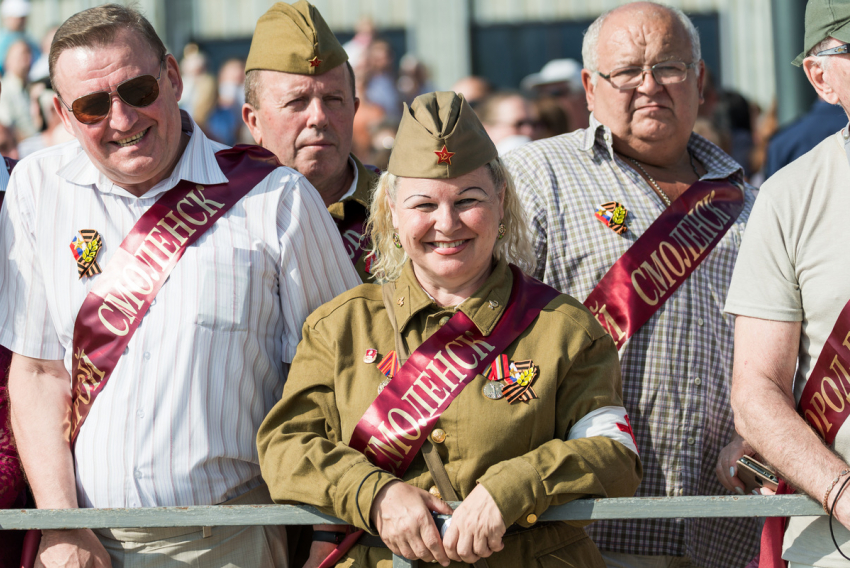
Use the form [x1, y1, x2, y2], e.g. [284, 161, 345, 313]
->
[134, 469, 142, 479]
[687, 437, 696, 445]
[430, 429, 447, 444]
[439, 316, 450, 326]
[137, 409, 144, 418]
[694, 377, 702, 386]
[143, 352, 151, 360]
[526, 513, 538, 524]
[429, 486, 442, 499]
[697, 318, 705, 326]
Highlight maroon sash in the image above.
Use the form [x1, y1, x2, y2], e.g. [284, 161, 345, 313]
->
[335, 208, 369, 266]
[69, 145, 279, 444]
[349, 265, 560, 476]
[583, 180, 744, 349]
[798, 301, 850, 444]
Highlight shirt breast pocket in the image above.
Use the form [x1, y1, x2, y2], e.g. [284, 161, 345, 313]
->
[192, 248, 251, 332]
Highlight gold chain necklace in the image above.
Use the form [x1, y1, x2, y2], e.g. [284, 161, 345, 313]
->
[628, 152, 701, 208]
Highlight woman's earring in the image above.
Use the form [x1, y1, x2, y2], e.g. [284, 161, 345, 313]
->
[393, 232, 402, 248]
[497, 223, 506, 240]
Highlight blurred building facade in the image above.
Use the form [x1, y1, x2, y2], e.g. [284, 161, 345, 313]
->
[25, 0, 777, 114]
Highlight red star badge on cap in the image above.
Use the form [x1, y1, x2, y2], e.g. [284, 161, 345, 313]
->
[435, 145, 455, 165]
[309, 56, 322, 67]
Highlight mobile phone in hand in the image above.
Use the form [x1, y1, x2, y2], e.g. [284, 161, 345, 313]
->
[736, 455, 779, 494]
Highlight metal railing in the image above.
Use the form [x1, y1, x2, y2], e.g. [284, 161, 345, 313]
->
[0, 495, 824, 568]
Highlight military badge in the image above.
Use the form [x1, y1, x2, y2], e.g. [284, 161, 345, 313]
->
[594, 201, 628, 235]
[309, 56, 322, 67]
[377, 351, 400, 379]
[485, 354, 509, 381]
[70, 230, 103, 279]
[364, 349, 378, 364]
[434, 145, 455, 166]
[482, 381, 504, 400]
[503, 360, 539, 404]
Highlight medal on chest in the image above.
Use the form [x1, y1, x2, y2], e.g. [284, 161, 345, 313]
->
[482, 354, 539, 404]
[70, 230, 103, 279]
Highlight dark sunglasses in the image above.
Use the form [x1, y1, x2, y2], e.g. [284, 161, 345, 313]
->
[58, 59, 164, 125]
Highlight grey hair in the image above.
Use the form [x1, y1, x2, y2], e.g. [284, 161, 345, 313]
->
[807, 37, 835, 70]
[582, 2, 702, 84]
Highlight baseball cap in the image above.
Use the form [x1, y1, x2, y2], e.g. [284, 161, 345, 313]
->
[520, 59, 582, 91]
[1, 0, 30, 18]
[794, 0, 850, 66]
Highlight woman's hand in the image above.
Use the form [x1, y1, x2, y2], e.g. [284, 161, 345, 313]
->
[443, 484, 506, 564]
[370, 480, 454, 566]
[715, 433, 755, 495]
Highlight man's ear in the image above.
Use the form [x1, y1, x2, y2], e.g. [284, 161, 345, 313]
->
[54, 94, 76, 136]
[241, 103, 263, 146]
[804, 58, 840, 105]
[581, 69, 596, 112]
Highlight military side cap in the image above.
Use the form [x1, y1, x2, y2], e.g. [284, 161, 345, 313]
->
[245, 0, 347, 75]
[388, 91, 498, 179]
[794, 0, 850, 66]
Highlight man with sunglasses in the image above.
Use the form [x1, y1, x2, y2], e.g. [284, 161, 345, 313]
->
[727, 2, 850, 566]
[0, 4, 360, 568]
[242, 1, 379, 283]
[505, 3, 759, 567]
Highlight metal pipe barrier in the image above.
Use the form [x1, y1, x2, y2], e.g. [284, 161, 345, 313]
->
[0, 495, 825, 568]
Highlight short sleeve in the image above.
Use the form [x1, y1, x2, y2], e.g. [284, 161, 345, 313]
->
[724, 189, 802, 321]
[0, 167, 63, 359]
[276, 175, 361, 362]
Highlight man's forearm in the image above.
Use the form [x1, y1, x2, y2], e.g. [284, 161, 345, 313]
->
[8, 353, 78, 509]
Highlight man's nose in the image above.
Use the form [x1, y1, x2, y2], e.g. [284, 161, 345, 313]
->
[306, 98, 329, 129]
[636, 68, 663, 94]
[107, 93, 139, 131]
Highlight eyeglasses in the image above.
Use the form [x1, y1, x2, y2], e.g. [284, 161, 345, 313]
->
[596, 61, 697, 90]
[816, 43, 850, 56]
[58, 59, 164, 125]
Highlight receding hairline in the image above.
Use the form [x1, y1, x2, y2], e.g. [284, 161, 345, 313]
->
[51, 27, 162, 98]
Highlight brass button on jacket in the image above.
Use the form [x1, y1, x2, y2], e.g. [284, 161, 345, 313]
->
[526, 513, 538, 525]
[257, 259, 642, 567]
[430, 429, 447, 444]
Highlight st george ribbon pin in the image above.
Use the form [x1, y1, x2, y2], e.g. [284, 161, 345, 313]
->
[595, 201, 628, 235]
[70, 230, 103, 279]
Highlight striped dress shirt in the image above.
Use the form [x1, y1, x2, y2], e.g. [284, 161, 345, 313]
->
[0, 115, 361, 508]
[504, 115, 759, 568]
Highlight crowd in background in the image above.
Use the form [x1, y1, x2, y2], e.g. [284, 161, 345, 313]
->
[0, 0, 841, 186]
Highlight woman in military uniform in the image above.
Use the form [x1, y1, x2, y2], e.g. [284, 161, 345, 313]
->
[258, 91, 642, 568]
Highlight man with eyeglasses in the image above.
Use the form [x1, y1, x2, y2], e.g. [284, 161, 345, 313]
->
[505, 3, 759, 567]
[0, 4, 359, 568]
[727, 2, 850, 567]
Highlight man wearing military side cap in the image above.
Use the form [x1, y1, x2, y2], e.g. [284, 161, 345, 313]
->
[243, 0, 378, 282]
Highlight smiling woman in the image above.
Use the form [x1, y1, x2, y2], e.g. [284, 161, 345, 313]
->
[258, 91, 642, 568]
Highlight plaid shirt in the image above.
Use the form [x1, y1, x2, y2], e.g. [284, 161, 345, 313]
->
[504, 115, 759, 568]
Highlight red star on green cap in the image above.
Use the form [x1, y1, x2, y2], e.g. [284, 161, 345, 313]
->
[435, 145, 455, 165]
[309, 56, 322, 67]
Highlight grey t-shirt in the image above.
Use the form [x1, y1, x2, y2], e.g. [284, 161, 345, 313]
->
[725, 128, 850, 567]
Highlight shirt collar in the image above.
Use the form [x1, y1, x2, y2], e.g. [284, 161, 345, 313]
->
[391, 258, 513, 337]
[56, 110, 228, 199]
[328, 154, 377, 220]
[581, 112, 744, 183]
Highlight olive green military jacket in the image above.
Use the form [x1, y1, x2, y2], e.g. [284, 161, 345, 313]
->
[327, 155, 379, 283]
[258, 260, 642, 567]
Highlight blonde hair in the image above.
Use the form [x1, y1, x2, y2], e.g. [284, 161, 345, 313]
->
[367, 158, 536, 282]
